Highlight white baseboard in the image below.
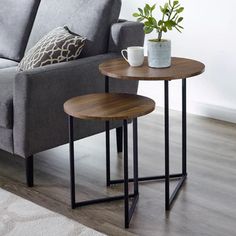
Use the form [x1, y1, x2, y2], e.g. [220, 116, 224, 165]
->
[188, 102, 236, 124]
[153, 102, 236, 124]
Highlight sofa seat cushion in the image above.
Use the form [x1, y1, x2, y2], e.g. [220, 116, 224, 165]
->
[0, 0, 40, 61]
[0, 67, 17, 128]
[25, 0, 121, 58]
[0, 58, 18, 69]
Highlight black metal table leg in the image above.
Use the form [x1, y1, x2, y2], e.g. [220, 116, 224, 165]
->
[25, 155, 34, 187]
[106, 121, 110, 186]
[133, 118, 139, 196]
[123, 119, 139, 228]
[182, 79, 187, 176]
[129, 118, 139, 226]
[105, 76, 109, 93]
[123, 119, 129, 228]
[116, 127, 123, 153]
[105, 76, 111, 187]
[69, 115, 76, 209]
[164, 81, 170, 211]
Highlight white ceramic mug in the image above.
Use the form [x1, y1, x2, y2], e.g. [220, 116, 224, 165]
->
[121, 46, 144, 67]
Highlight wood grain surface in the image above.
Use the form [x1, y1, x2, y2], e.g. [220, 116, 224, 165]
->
[64, 93, 155, 121]
[99, 57, 205, 81]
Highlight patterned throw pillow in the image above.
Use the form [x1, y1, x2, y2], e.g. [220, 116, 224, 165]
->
[18, 26, 86, 71]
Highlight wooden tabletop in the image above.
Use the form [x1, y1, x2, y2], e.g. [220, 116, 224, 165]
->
[99, 57, 205, 81]
[64, 93, 155, 121]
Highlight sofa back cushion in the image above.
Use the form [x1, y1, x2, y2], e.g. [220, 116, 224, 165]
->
[26, 0, 121, 58]
[0, 0, 40, 61]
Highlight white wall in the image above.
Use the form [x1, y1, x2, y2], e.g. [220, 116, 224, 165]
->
[120, 0, 236, 123]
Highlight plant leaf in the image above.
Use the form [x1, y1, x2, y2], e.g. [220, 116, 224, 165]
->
[160, 6, 164, 13]
[162, 26, 167, 33]
[144, 26, 154, 34]
[173, 1, 179, 6]
[137, 17, 145, 22]
[133, 13, 140, 17]
[174, 26, 182, 33]
[146, 4, 151, 10]
[164, 3, 169, 11]
[151, 4, 156, 11]
[149, 17, 157, 27]
[144, 4, 149, 16]
[176, 7, 184, 13]
[177, 17, 183, 23]
[138, 8, 143, 14]
[165, 20, 176, 27]
[158, 20, 163, 26]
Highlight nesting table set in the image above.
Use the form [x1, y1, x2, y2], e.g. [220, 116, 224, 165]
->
[64, 57, 205, 228]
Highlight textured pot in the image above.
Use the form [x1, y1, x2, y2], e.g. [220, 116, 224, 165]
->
[147, 39, 171, 68]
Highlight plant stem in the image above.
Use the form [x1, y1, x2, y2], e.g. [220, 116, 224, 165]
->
[168, 5, 174, 21]
[158, 31, 162, 41]
[158, 11, 165, 41]
[159, 3, 175, 41]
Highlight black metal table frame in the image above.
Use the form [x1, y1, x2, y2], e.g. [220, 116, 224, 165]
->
[105, 76, 187, 211]
[68, 115, 139, 228]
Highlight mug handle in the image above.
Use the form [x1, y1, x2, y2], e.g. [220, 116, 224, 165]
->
[121, 49, 129, 62]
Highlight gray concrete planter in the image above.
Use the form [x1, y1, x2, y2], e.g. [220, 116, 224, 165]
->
[147, 39, 171, 68]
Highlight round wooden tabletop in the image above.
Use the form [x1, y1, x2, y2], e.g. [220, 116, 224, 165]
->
[99, 57, 205, 81]
[64, 93, 155, 121]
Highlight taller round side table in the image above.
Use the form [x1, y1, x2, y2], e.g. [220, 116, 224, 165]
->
[99, 57, 205, 210]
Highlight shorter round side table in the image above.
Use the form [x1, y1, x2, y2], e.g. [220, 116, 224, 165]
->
[64, 93, 155, 228]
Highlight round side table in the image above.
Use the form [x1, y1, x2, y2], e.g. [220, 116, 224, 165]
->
[64, 93, 155, 228]
[99, 57, 205, 210]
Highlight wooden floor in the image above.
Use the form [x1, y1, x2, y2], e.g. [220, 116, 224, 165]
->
[0, 110, 236, 236]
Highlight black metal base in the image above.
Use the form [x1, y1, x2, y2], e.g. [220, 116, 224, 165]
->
[25, 155, 34, 187]
[168, 175, 187, 208]
[105, 77, 188, 211]
[109, 173, 187, 210]
[75, 194, 136, 207]
[109, 173, 183, 184]
[68, 116, 139, 228]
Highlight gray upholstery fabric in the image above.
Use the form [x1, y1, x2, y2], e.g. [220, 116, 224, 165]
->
[0, 0, 40, 61]
[109, 20, 144, 52]
[0, 127, 13, 154]
[26, 0, 121, 58]
[14, 53, 138, 158]
[0, 67, 17, 129]
[0, 59, 18, 69]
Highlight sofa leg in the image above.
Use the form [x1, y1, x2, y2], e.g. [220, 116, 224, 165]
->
[116, 127, 123, 153]
[26, 155, 34, 187]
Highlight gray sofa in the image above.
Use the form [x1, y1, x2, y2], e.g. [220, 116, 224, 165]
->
[0, 0, 144, 186]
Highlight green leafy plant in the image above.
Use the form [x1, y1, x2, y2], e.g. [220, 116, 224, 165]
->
[133, 0, 184, 42]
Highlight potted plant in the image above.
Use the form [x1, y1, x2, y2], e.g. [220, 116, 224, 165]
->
[133, 0, 184, 68]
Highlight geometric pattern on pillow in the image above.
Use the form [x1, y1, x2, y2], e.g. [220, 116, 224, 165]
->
[18, 26, 86, 71]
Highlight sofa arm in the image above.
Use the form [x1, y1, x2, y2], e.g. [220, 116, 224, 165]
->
[13, 53, 138, 157]
[109, 20, 144, 52]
